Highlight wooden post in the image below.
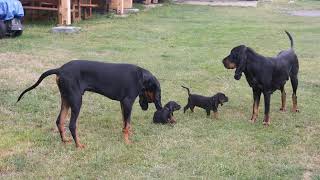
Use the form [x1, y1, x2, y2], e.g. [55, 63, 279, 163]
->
[117, 0, 124, 14]
[59, 0, 71, 25]
[144, 0, 151, 5]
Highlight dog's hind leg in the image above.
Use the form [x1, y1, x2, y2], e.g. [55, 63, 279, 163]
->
[251, 88, 261, 123]
[183, 101, 191, 113]
[56, 76, 71, 143]
[262, 92, 271, 126]
[68, 93, 84, 148]
[56, 96, 71, 143]
[206, 109, 210, 117]
[190, 105, 195, 112]
[290, 74, 299, 112]
[279, 85, 286, 112]
[121, 98, 135, 144]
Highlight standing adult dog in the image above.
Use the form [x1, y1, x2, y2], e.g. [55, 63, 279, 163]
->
[222, 31, 299, 126]
[17, 60, 162, 148]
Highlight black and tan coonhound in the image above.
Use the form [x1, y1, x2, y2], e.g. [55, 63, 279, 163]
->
[182, 86, 228, 118]
[17, 60, 162, 148]
[222, 31, 299, 126]
[153, 101, 181, 124]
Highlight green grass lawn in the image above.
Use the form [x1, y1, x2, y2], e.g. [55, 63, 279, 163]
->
[1, 0, 320, 178]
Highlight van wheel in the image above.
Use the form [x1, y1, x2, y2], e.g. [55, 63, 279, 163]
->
[0, 21, 6, 38]
[12, 30, 23, 37]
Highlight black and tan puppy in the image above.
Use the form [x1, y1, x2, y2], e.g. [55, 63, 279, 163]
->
[17, 60, 162, 148]
[182, 86, 228, 118]
[153, 101, 181, 124]
[222, 31, 299, 126]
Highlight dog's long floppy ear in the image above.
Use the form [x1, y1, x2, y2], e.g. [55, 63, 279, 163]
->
[217, 93, 225, 106]
[137, 68, 162, 110]
[139, 94, 148, 111]
[138, 68, 154, 92]
[234, 45, 247, 80]
[213, 97, 219, 108]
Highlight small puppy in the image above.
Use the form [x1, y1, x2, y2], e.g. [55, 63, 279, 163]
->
[153, 101, 181, 124]
[182, 86, 228, 118]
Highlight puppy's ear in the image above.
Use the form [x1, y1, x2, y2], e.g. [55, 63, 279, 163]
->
[234, 45, 247, 80]
[218, 94, 224, 106]
[166, 103, 173, 112]
[213, 97, 219, 108]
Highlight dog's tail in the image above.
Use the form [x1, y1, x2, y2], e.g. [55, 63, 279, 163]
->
[17, 68, 60, 103]
[285, 30, 294, 49]
[181, 85, 191, 96]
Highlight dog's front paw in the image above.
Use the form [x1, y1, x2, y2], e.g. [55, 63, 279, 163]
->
[250, 114, 257, 123]
[279, 107, 287, 112]
[291, 108, 300, 112]
[263, 116, 270, 126]
[263, 121, 270, 126]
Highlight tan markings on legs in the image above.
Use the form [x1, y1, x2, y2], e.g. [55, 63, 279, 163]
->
[59, 97, 71, 143]
[292, 94, 299, 112]
[263, 114, 270, 126]
[75, 128, 85, 149]
[56, 76, 72, 143]
[169, 116, 176, 123]
[250, 101, 259, 123]
[213, 112, 218, 119]
[280, 90, 286, 111]
[123, 122, 131, 144]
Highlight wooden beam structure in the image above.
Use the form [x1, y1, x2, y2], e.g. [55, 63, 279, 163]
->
[117, 0, 124, 14]
[59, 0, 71, 25]
[21, 0, 136, 25]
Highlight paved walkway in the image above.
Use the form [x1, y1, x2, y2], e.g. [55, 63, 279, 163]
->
[174, 0, 258, 7]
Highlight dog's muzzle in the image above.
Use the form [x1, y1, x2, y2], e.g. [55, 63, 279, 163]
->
[222, 58, 236, 69]
[175, 105, 181, 111]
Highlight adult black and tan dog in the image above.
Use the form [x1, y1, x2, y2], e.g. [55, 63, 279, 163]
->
[153, 101, 181, 124]
[182, 86, 228, 118]
[17, 60, 162, 148]
[222, 31, 299, 126]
